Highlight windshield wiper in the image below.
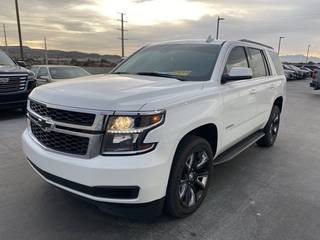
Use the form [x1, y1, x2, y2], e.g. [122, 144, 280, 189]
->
[136, 72, 187, 81]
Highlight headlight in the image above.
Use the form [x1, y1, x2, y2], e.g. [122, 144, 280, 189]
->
[27, 70, 35, 80]
[101, 110, 165, 155]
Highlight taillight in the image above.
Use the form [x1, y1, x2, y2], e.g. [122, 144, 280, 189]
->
[312, 69, 318, 79]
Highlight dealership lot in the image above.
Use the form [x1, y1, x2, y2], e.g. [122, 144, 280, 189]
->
[1, 79, 320, 240]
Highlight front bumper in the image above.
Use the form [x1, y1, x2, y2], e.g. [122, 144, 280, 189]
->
[22, 129, 174, 217]
[0, 90, 31, 109]
[0, 81, 36, 109]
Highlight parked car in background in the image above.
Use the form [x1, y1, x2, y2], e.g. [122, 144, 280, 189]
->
[297, 64, 320, 72]
[283, 69, 297, 80]
[29, 65, 90, 86]
[0, 50, 36, 112]
[289, 65, 310, 79]
[310, 69, 320, 90]
[299, 66, 313, 76]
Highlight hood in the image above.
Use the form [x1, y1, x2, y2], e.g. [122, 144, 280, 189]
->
[30, 74, 204, 111]
[0, 64, 28, 74]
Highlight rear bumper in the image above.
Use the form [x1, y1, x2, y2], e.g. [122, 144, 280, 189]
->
[310, 81, 320, 90]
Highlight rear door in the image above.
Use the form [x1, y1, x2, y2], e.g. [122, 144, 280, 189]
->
[249, 49, 280, 129]
[221, 46, 258, 148]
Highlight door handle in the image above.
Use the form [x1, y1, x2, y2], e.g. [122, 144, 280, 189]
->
[250, 89, 257, 95]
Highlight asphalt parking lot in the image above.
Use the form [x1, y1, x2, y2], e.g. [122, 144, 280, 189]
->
[1, 78, 320, 240]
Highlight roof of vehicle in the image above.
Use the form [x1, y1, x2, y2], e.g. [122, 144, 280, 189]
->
[146, 38, 274, 51]
[29, 65, 84, 68]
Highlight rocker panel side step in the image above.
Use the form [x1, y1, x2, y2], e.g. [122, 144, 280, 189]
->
[213, 131, 265, 165]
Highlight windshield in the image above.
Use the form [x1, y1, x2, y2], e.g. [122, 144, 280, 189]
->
[0, 52, 16, 66]
[112, 44, 221, 81]
[49, 67, 90, 79]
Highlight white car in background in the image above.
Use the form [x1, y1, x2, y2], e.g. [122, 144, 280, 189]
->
[29, 65, 90, 86]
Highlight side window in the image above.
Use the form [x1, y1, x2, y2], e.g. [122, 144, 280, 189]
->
[29, 66, 39, 75]
[37, 67, 48, 78]
[225, 47, 249, 74]
[268, 51, 284, 75]
[248, 48, 269, 78]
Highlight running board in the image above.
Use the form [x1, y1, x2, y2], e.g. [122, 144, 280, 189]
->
[213, 131, 265, 165]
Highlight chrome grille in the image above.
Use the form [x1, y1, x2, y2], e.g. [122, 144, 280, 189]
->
[0, 74, 27, 93]
[31, 122, 89, 155]
[30, 100, 95, 126]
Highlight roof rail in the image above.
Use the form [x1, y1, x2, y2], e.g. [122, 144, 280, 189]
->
[239, 39, 274, 50]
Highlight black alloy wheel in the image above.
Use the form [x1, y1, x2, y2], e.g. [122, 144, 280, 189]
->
[165, 135, 213, 218]
[257, 105, 281, 147]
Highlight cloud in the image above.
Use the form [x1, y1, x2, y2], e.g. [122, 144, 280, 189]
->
[1, 0, 320, 57]
[131, 0, 153, 2]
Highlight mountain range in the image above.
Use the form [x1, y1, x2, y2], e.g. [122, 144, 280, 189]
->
[0, 46, 121, 60]
[1, 45, 319, 64]
[280, 54, 320, 64]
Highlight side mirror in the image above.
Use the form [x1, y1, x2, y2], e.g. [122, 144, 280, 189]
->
[17, 61, 27, 67]
[222, 67, 252, 82]
[39, 75, 49, 81]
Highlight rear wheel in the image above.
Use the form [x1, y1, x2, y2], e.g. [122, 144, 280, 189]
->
[165, 135, 213, 218]
[257, 105, 280, 147]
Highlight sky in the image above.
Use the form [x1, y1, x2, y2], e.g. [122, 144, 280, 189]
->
[0, 0, 320, 58]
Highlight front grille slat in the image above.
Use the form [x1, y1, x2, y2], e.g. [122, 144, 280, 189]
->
[0, 75, 27, 93]
[29, 100, 99, 156]
[31, 122, 89, 155]
[30, 101, 95, 126]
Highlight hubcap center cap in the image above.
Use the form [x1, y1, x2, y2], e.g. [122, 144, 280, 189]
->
[188, 172, 194, 181]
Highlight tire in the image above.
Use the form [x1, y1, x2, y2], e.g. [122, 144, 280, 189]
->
[257, 105, 280, 147]
[164, 135, 213, 218]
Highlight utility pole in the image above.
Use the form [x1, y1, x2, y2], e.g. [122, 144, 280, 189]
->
[3, 24, 8, 52]
[117, 13, 127, 57]
[44, 37, 48, 64]
[15, 0, 24, 60]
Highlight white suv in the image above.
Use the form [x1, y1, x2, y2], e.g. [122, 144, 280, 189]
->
[22, 38, 286, 218]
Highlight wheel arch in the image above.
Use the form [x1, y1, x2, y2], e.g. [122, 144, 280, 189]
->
[274, 96, 283, 112]
[181, 123, 218, 158]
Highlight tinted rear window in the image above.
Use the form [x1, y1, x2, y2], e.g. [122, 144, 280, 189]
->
[268, 51, 284, 75]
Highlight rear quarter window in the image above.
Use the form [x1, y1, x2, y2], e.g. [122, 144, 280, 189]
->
[268, 51, 284, 76]
[247, 48, 270, 78]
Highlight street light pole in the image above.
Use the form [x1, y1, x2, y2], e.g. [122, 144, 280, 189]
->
[306, 44, 312, 64]
[216, 16, 225, 40]
[44, 37, 48, 65]
[277, 37, 285, 54]
[15, 0, 24, 60]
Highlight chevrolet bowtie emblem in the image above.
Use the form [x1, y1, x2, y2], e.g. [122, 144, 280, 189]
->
[37, 117, 55, 132]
